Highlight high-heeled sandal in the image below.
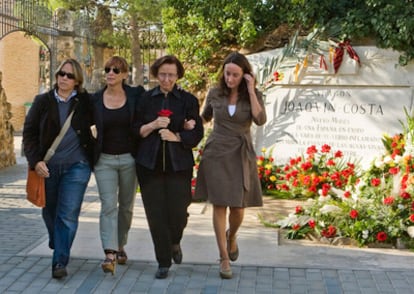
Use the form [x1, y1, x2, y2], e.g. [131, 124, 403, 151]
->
[101, 250, 116, 275]
[219, 258, 232, 279]
[226, 229, 239, 261]
[116, 250, 128, 265]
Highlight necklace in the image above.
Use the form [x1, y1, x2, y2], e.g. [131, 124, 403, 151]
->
[104, 90, 126, 109]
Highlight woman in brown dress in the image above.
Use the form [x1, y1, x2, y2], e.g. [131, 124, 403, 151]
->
[195, 52, 266, 279]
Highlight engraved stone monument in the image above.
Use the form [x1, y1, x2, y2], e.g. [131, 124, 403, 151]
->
[248, 46, 414, 167]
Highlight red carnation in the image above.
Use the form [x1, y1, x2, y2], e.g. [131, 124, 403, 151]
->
[158, 109, 173, 117]
[306, 145, 318, 155]
[321, 144, 331, 153]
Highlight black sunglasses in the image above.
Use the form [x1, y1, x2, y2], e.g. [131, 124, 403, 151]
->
[104, 67, 121, 74]
[57, 70, 75, 80]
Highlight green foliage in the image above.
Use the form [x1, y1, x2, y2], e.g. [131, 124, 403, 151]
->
[162, 0, 268, 91]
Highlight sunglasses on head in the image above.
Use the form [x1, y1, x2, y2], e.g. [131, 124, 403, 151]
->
[104, 67, 121, 74]
[57, 70, 75, 80]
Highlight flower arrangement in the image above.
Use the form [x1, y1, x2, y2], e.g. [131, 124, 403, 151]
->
[257, 147, 279, 193]
[276, 144, 359, 198]
[274, 110, 414, 248]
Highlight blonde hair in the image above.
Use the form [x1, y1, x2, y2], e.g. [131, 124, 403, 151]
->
[54, 58, 85, 93]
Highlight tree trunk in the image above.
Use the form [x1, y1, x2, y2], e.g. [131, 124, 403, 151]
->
[130, 12, 142, 86]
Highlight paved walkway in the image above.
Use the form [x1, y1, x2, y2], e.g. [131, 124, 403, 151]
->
[0, 136, 414, 293]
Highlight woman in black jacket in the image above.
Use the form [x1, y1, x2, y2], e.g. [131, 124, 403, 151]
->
[23, 58, 95, 279]
[135, 55, 204, 279]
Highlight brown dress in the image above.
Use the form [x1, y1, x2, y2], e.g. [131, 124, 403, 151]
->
[194, 87, 267, 207]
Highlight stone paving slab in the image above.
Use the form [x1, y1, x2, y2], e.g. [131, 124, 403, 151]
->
[0, 254, 414, 294]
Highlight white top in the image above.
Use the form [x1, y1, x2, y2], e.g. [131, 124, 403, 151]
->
[228, 105, 236, 116]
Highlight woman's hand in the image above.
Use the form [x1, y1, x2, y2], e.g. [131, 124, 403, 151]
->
[35, 161, 49, 178]
[152, 116, 170, 129]
[140, 116, 171, 138]
[158, 129, 181, 142]
[183, 119, 195, 130]
[244, 73, 256, 94]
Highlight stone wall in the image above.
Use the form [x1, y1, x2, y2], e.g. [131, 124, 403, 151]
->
[0, 71, 16, 168]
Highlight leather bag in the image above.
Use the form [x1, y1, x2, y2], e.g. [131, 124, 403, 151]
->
[26, 168, 46, 207]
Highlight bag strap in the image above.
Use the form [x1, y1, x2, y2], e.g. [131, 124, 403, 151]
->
[43, 109, 75, 163]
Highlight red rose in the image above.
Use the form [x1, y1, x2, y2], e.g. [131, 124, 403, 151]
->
[158, 109, 173, 117]
[389, 167, 399, 175]
[349, 209, 358, 219]
[371, 178, 381, 187]
[308, 220, 316, 229]
[409, 214, 414, 222]
[321, 225, 336, 238]
[383, 196, 394, 205]
[376, 231, 387, 242]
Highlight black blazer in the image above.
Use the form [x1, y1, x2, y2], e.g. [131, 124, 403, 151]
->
[135, 85, 204, 172]
[23, 89, 95, 169]
[91, 84, 145, 165]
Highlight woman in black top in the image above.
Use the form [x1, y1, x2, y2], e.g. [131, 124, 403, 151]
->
[91, 56, 145, 275]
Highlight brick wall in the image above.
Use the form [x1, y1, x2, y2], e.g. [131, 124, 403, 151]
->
[0, 32, 40, 132]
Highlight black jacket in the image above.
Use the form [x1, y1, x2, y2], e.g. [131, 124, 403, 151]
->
[23, 89, 95, 169]
[135, 85, 204, 171]
[91, 84, 145, 165]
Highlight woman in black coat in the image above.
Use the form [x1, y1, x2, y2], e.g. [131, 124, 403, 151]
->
[23, 58, 95, 279]
[135, 55, 204, 279]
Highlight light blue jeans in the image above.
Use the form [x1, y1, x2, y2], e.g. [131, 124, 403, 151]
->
[43, 160, 91, 267]
[94, 153, 137, 251]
